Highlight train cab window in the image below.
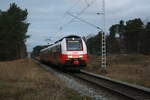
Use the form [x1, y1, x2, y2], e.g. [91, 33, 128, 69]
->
[66, 38, 82, 51]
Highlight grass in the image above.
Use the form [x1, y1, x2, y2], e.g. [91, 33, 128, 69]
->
[0, 58, 91, 100]
[86, 54, 150, 88]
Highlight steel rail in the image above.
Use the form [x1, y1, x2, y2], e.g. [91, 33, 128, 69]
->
[71, 70, 150, 100]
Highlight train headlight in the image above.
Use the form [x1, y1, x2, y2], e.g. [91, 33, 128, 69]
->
[68, 56, 73, 58]
[79, 55, 83, 58]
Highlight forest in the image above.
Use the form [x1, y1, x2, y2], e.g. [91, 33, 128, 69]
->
[87, 18, 150, 55]
[0, 3, 29, 61]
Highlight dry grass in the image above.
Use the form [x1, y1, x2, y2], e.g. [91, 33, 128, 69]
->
[0, 59, 91, 100]
[86, 54, 150, 88]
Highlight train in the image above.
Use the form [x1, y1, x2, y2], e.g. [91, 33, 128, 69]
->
[39, 35, 88, 70]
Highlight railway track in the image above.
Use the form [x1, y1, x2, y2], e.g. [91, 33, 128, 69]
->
[33, 58, 150, 100]
[71, 70, 150, 100]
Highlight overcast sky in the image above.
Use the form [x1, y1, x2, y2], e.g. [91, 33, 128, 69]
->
[0, 0, 150, 52]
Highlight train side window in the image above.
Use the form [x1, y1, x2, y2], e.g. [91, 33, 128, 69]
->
[48, 48, 51, 53]
[56, 46, 59, 52]
[59, 45, 61, 52]
[51, 47, 54, 52]
[52, 46, 56, 53]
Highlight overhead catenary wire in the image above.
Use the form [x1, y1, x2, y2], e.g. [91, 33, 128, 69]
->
[63, 0, 81, 16]
[84, 0, 90, 5]
[95, 0, 104, 13]
[68, 0, 97, 23]
[54, 0, 81, 33]
[57, 0, 97, 33]
[67, 12, 103, 31]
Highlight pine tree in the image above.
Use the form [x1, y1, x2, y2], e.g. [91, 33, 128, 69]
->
[0, 3, 29, 61]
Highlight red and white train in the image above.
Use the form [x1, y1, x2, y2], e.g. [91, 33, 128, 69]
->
[39, 35, 88, 70]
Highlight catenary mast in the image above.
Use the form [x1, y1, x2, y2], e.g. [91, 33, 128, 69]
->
[101, 0, 107, 72]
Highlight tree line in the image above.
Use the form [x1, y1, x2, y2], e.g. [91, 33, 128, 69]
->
[31, 45, 50, 57]
[0, 3, 29, 61]
[87, 18, 150, 55]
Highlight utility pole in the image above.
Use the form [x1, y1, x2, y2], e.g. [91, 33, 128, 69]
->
[101, 0, 107, 72]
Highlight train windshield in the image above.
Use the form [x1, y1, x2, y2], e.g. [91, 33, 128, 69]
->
[67, 40, 82, 51]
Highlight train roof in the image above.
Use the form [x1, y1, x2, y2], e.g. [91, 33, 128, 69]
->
[64, 35, 81, 38]
[55, 35, 81, 44]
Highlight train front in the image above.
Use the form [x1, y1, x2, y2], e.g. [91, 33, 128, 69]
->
[61, 36, 88, 69]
